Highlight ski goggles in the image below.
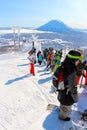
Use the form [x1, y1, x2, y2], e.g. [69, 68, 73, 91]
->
[67, 53, 82, 61]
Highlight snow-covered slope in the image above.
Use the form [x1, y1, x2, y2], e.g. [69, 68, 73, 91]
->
[0, 52, 87, 130]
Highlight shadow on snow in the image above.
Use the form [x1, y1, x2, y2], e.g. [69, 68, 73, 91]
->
[43, 109, 65, 130]
[38, 76, 52, 84]
[5, 74, 29, 85]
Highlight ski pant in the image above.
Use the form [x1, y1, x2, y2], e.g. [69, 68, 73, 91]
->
[46, 60, 51, 69]
[30, 63, 35, 75]
[59, 104, 71, 119]
[38, 61, 42, 65]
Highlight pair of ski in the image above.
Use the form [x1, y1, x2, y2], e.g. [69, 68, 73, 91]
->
[47, 103, 58, 111]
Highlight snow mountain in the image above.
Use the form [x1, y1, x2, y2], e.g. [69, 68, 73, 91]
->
[37, 20, 74, 33]
[36, 19, 87, 46]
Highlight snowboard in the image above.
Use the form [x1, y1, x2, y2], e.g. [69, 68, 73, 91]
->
[47, 104, 87, 130]
[47, 103, 58, 111]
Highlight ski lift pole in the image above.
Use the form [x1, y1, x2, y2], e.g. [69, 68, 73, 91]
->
[32, 41, 34, 47]
[32, 41, 35, 51]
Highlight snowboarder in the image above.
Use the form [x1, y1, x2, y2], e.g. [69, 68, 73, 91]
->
[28, 49, 36, 75]
[55, 50, 82, 121]
[37, 51, 43, 65]
[83, 60, 87, 86]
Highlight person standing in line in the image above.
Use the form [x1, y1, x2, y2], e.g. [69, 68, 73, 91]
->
[28, 49, 36, 75]
[53, 50, 62, 72]
[53, 50, 82, 121]
[83, 60, 87, 86]
[37, 51, 43, 65]
[46, 48, 54, 71]
[43, 48, 49, 63]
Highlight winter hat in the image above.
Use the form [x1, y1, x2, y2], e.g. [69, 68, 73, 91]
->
[67, 50, 81, 61]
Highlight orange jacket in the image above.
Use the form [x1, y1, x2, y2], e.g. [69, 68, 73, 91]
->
[47, 53, 53, 60]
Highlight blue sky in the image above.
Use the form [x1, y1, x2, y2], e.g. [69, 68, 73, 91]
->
[0, 0, 87, 28]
